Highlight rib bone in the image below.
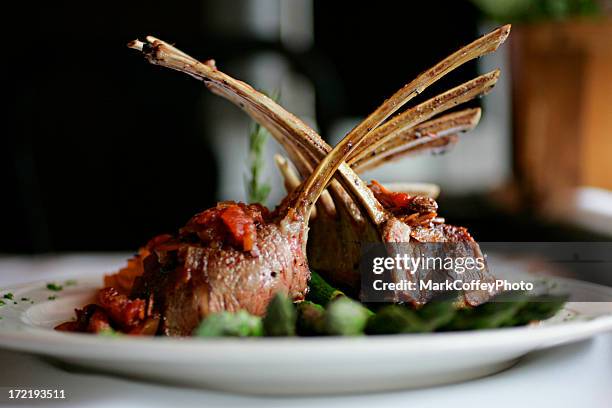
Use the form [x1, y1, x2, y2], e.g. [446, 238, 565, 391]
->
[128, 25, 509, 227]
[350, 108, 481, 170]
[349, 71, 499, 162]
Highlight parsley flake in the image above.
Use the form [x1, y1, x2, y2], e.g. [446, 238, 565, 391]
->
[46, 283, 63, 292]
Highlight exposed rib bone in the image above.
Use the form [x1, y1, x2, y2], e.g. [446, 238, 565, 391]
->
[276, 155, 330, 219]
[128, 26, 509, 227]
[128, 36, 388, 224]
[350, 71, 499, 162]
[280, 109, 478, 215]
[279, 143, 336, 217]
[275, 155, 302, 194]
[356, 135, 458, 173]
[336, 25, 509, 163]
[291, 105, 379, 221]
[277, 155, 441, 200]
[350, 108, 481, 168]
[281, 109, 480, 177]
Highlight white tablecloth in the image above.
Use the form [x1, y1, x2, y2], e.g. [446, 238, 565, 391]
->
[1, 255, 611, 408]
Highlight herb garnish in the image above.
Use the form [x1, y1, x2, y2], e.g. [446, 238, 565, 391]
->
[3, 293, 14, 300]
[21, 297, 29, 302]
[0, 300, 5, 306]
[244, 91, 278, 204]
[46, 283, 63, 292]
[48, 295, 57, 301]
[64, 279, 77, 287]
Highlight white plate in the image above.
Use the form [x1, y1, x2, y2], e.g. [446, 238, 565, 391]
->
[0, 275, 612, 395]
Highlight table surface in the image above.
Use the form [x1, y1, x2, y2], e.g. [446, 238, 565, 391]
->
[0, 254, 611, 408]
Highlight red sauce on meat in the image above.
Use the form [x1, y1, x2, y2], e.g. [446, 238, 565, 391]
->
[97, 287, 146, 331]
[369, 180, 412, 210]
[368, 180, 439, 227]
[180, 201, 269, 252]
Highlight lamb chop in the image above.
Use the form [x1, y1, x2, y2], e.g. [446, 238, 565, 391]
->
[120, 85, 380, 334]
[127, 26, 509, 310]
[60, 126, 370, 336]
[275, 107, 481, 291]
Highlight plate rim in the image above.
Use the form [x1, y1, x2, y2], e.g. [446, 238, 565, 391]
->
[1, 273, 612, 363]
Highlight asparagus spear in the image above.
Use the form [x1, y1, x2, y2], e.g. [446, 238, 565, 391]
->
[324, 298, 372, 336]
[503, 294, 568, 327]
[263, 292, 297, 336]
[307, 271, 345, 306]
[445, 301, 525, 331]
[296, 301, 326, 335]
[417, 299, 457, 330]
[196, 311, 263, 337]
[366, 305, 429, 334]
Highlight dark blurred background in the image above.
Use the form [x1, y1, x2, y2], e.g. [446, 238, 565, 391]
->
[4, 0, 612, 253]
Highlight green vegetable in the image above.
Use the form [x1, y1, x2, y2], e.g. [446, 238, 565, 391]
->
[417, 299, 457, 331]
[366, 305, 428, 334]
[188, 289, 566, 338]
[453, 292, 567, 330]
[263, 293, 296, 336]
[20, 297, 29, 302]
[47, 295, 57, 301]
[296, 301, 326, 335]
[0, 300, 5, 306]
[367, 290, 565, 334]
[196, 311, 263, 337]
[324, 298, 372, 336]
[503, 294, 567, 327]
[46, 283, 63, 292]
[3, 293, 14, 300]
[98, 328, 122, 337]
[306, 271, 345, 306]
[445, 303, 525, 331]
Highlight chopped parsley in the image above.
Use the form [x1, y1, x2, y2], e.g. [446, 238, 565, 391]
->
[64, 279, 77, 286]
[48, 295, 57, 301]
[21, 297, 29, 301]
[46, 283, 63, 292]
[3, 293, 14, 300]
[13, 301, 17, 305]
[0, 300, 5, 306]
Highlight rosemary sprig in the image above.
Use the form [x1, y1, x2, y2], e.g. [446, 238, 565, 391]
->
[245, 92, 278, 204]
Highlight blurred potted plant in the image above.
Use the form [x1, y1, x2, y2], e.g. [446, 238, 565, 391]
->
[473, 0, 612, 220]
